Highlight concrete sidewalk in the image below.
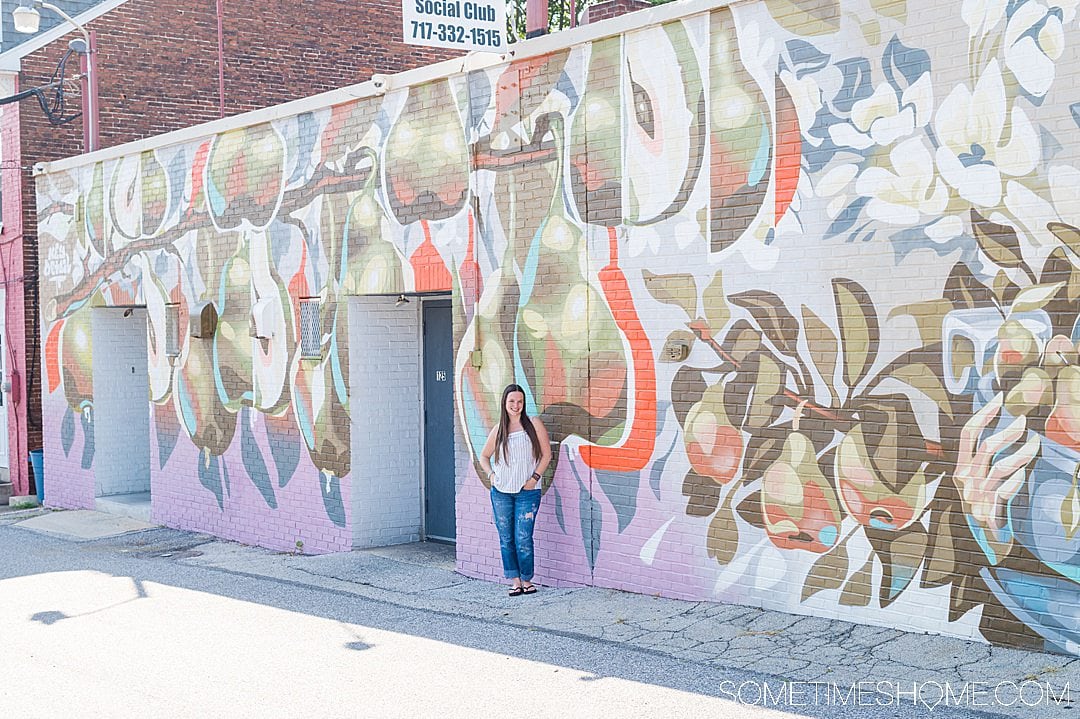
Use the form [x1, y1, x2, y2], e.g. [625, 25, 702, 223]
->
[8, 508, 1079, 717]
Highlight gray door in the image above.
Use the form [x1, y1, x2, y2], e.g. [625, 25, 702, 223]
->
[423, 299, 455, 541]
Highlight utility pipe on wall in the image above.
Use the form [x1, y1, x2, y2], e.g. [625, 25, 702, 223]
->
[216, 0, 225, 118]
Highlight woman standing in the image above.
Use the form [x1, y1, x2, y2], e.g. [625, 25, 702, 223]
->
[479, 384, 552, 596]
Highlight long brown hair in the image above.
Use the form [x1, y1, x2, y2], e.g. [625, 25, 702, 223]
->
[494, 384, 543, 463]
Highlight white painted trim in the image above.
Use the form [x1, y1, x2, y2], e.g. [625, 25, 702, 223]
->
[0, 0, 130, 68]
[36, 0, 742, 176]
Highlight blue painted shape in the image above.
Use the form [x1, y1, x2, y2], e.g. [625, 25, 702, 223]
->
[833, 57, 873, 113]
[266, 412, 301, 489]
[785, 39, 831, 79]
[154, 403, 180, 469]
[552, 481, 566, 535]
[240, 408, 277, 509]
[882, 35, 930, 92]
[198, 452, 224, 509]
[826, 196, 868, 238]
[321, 472, 346, 527]
[61, 406, 75, 457]
[79, 411, 94, 470]
[578, 473, 601, 572]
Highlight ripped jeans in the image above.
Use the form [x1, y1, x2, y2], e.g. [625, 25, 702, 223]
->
[490, 487, 542, 581]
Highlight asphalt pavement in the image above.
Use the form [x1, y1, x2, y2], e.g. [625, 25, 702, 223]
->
[1, 507, 1076, 718]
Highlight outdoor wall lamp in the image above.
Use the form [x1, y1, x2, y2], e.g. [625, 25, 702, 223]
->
[14, 1, 98, 152]
[394, 294, 410, 307]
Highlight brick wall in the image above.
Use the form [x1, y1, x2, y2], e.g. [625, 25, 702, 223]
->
[15, 0, 459, 495]
[349, 296, 422, 548]
[581, 0, 652, 24]
[36, 0, 1080, 656]
[91, 307, 149, 496]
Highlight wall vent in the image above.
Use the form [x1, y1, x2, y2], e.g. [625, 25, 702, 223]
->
[165, 304, 181, 357]
[299, 298, 322, 358]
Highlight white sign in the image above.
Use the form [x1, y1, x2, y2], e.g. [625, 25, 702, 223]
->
[402, 0, 506, 53]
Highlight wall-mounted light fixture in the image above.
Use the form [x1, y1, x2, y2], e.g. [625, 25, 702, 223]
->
[395, 294, 410, 308]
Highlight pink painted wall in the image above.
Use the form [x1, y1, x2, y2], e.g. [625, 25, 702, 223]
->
[0, 76, 29, 496]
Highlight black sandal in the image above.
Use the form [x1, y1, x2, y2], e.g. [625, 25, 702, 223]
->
[508, 586, 525, 597]
[521, 584, 537, 595]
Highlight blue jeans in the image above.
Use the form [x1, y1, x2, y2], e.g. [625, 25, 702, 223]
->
[490, 487, 542, 581]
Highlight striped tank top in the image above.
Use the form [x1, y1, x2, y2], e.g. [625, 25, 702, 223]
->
[490, 430, 538, 493]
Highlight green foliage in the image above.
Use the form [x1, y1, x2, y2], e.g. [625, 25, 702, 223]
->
[506, 0, 675, 41]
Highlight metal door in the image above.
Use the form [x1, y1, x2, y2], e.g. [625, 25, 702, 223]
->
[423, 298, 455, 541]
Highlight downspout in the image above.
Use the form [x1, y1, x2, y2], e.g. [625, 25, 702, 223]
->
[216, 0, 225, 118]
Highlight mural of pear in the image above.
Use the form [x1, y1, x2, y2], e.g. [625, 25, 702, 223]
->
[205, 125, 286, 231]
[1047, 366, 1080, 452]
[624, 18, 706, 225]
[762, 432, 843, 552]
[709, 7, 772, 252]
[683, 382, 743, 484]
[383, 82, 469, 225]
[568, 36, 622, 226]
[835, 423, 929, 531]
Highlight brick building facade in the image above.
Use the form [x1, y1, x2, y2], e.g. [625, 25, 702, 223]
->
[3, 0, 455, 497]
[34, 0, 1080, 657]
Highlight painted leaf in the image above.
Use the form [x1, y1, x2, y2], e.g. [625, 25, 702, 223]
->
[1041, 247, 1080, 303]
[887, 299, 952, 346]
[885, 361, 954, 418]
[1009, 282, 1065, 315]
[746, 353, 784, 429]
[922, 504, 959, 587]
[832, 278, 879, 389]
[839, 558, 873, 607]
[944, 261, 995, 310]
[730, 290, 799, 356]
[1048, 222, 1080, 257]
[872, 525, 928, 607]
[702, 272, 730, 335]
[802, 541, 849, 601]
[643, 270, 697, 316]
[971, 209, 1024, 269]
[682, 470, 721, 517]
[706, 493, 740, 566]
[736, 489, 766, 529]
[1062, 473, 1080, 541]
[672, 366, 708, 426]
[801, 305, 838, 395]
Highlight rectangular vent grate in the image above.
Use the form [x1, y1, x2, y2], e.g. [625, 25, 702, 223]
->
[299, 298, 322, 358]
[165, 304, 181, 357]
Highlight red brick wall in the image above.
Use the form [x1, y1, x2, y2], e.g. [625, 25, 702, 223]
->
[582, 0, 652, 24]
[17, 0, 459, 464]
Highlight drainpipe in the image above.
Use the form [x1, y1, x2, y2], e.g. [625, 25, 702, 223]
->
[526, 0, 548, 38]
[216, 0, 225, 118]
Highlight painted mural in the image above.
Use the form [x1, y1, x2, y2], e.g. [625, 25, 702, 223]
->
[35, 0, 1080, 652]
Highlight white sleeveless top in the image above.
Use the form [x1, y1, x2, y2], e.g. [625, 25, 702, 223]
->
[490, 430, 538, 493]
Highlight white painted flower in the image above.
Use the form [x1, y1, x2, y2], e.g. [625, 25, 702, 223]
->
[856, 137, 948, 225]
[934, 60, 1039, 208]
[1004, 1, 1066, 97]
[1003, 180, 1058, 248]
[962, 0, 1008, 38]
[829, 76, 933, 150]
